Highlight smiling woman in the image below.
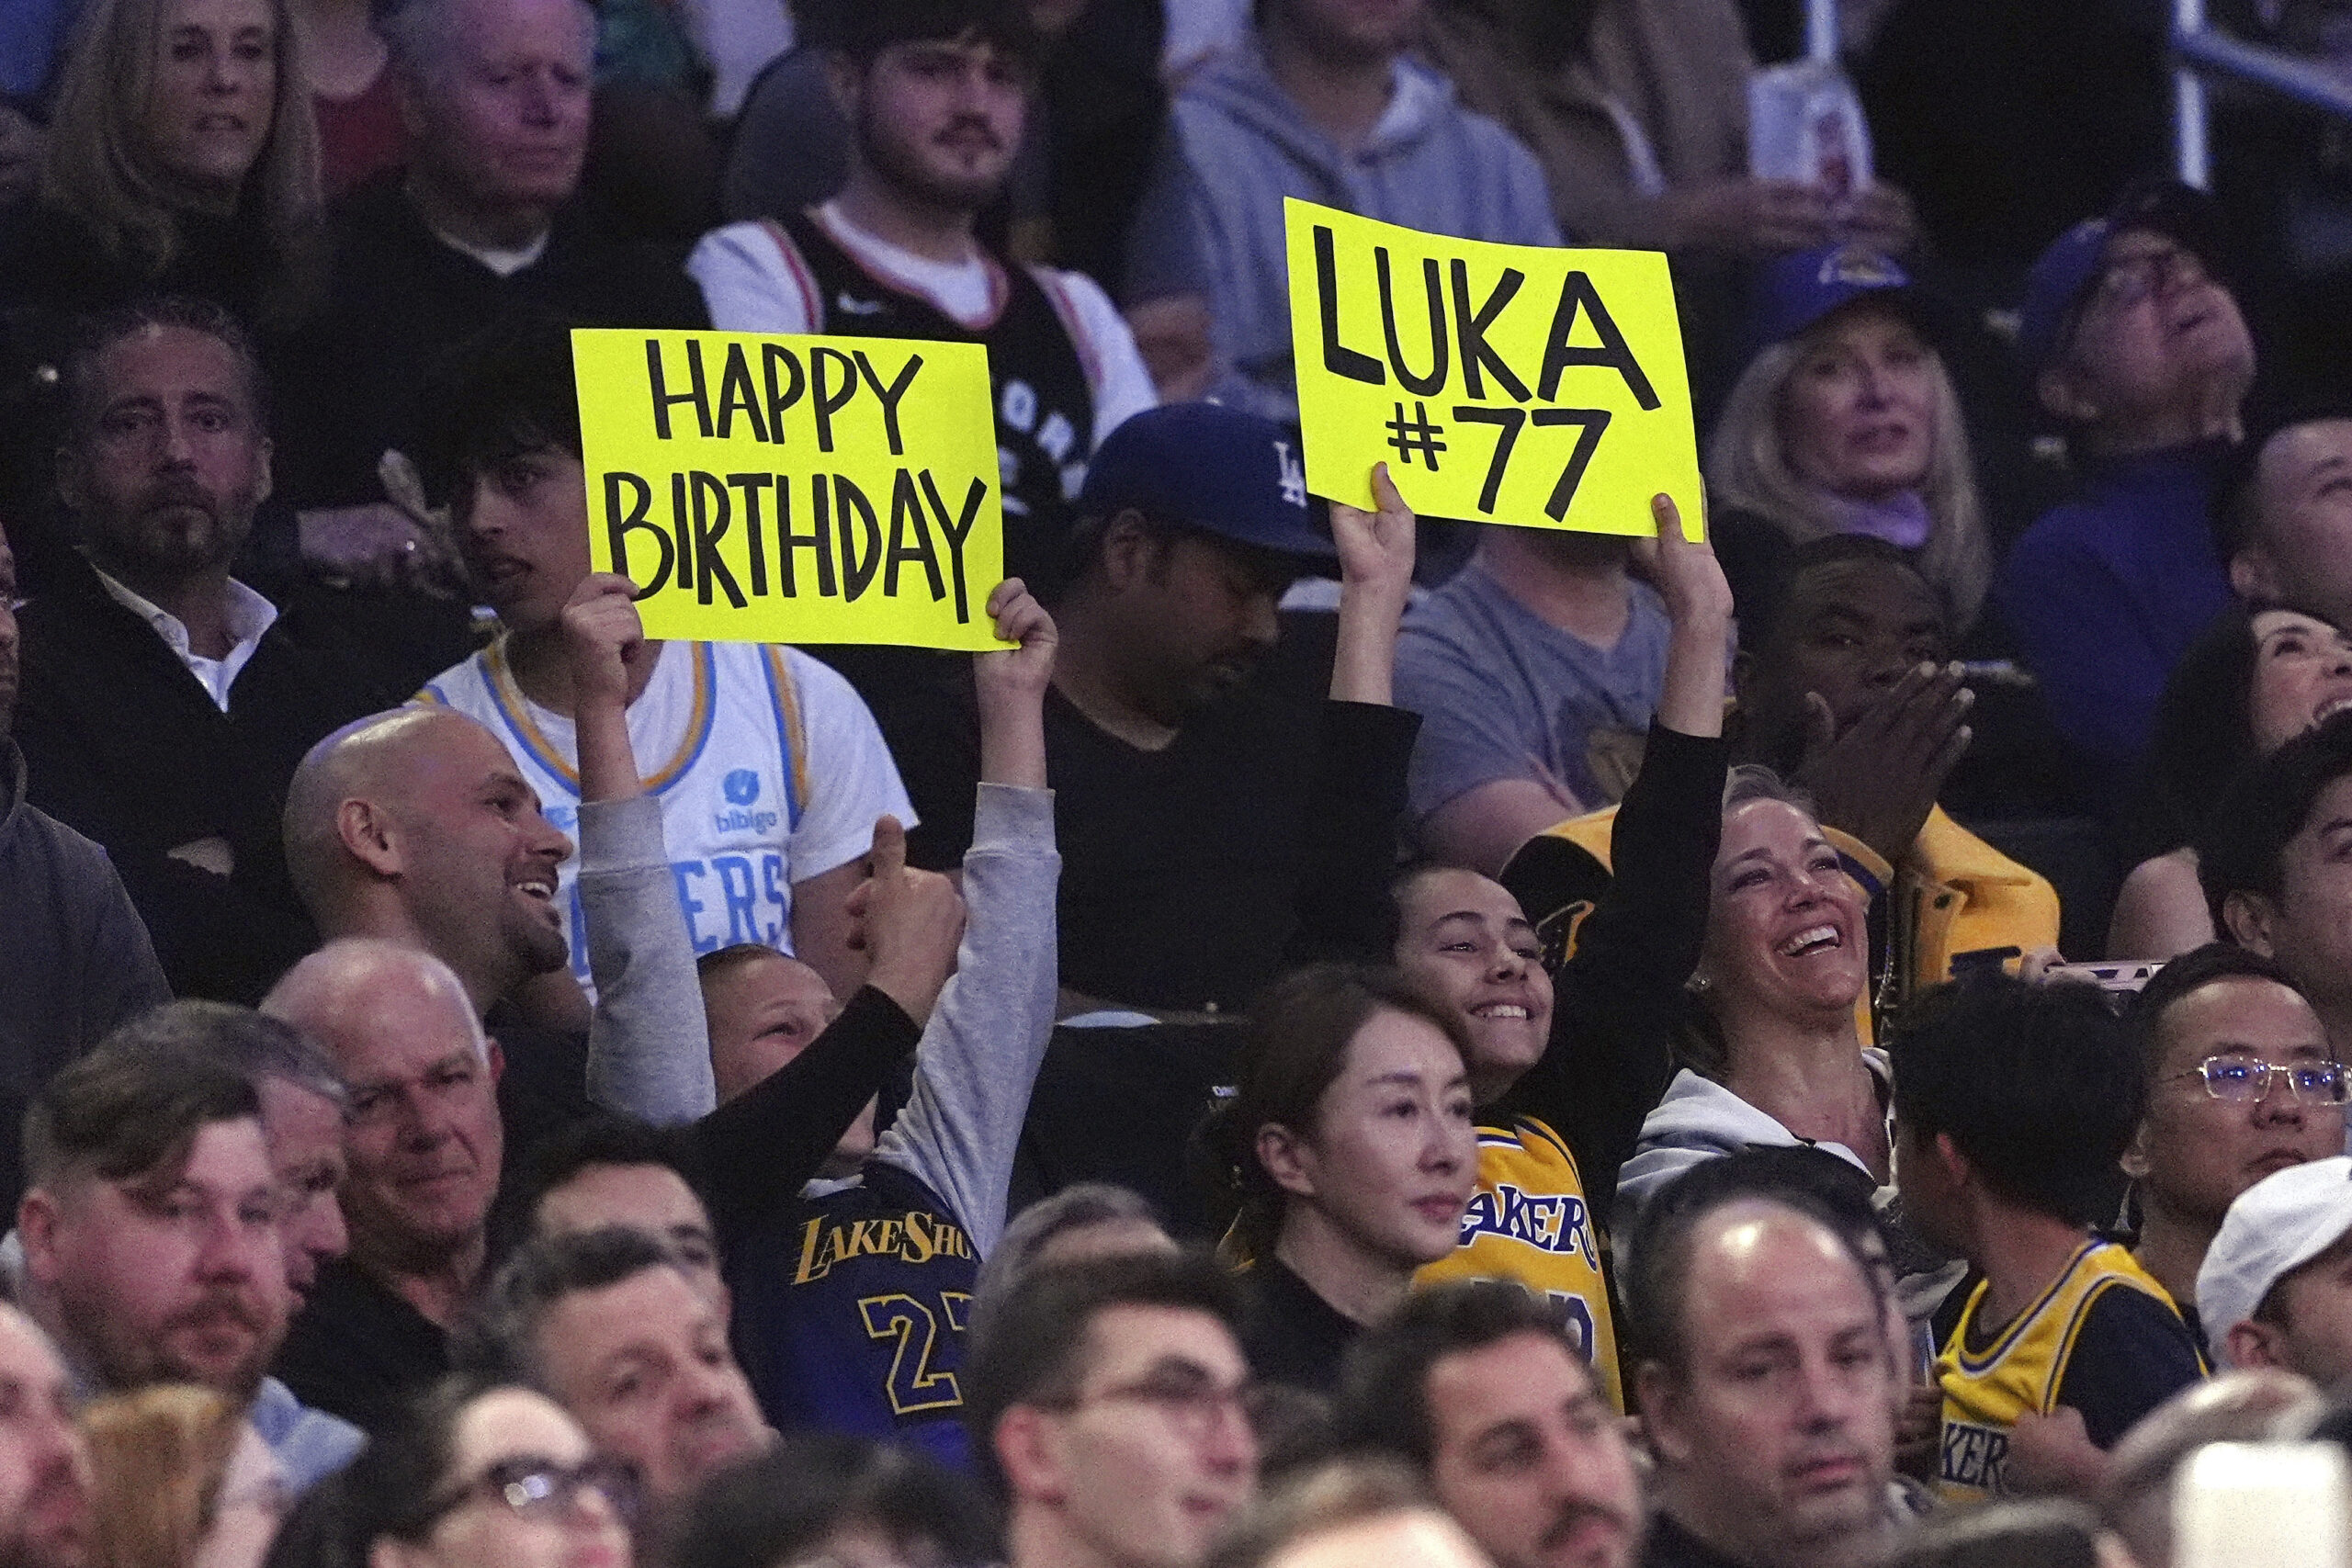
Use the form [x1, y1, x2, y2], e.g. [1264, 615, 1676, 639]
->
[1616, 767, 1894, 1247]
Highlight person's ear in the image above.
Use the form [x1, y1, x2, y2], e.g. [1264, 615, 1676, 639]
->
[1256, 1122, 1316, 1201]
[1932, 1132, 1974, 1194]
[17, 1189, 62, 1291]
[2227, 1315, 2288, 1371]
[371, 1535, 426, 1568]
[485, 1036, 506, 1087]
[53, 446, 85, 519]
[2038, 362, 2098, 426]
[1098, 510, 1158, 592]
[1634, 1360, 1693, 1466]
[2119, 1117, 2153, 1183]
[2222, 890, 2280, 957]
[993, 1404, 1069, 1506]
[336, 796, 401, 879]
[253, 435, 275, 511]
[824, 52, 864, 123]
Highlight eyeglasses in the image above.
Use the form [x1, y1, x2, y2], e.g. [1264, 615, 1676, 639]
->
[2086, 244, 2208, 315]
[1043, 1374, 1258, 1441]
[2170, 1056, 2351, 1107]
[420, 1456, 641, 1531]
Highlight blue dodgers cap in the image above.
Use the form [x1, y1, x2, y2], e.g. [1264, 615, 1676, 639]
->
[1077, 401, 1335, 558]
[1747, 243, 1916, 354]
[2018, 179, 2229, 382]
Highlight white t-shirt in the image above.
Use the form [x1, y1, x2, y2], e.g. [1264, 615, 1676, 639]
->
[416, 638, 915, 992]
[685, 201, 1159, 451]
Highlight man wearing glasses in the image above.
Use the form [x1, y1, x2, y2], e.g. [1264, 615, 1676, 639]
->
[2120, 943, 2348, 1338]
[1993, 180, 2256, 780]
[964, 1252, 1257, 1568]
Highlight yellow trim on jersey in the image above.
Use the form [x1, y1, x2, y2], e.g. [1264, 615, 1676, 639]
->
[763, 645, 812, 822]
[479, 637, 716, 795]
[1415, 1115, 1624, 1412]
[1934, 1241, 2190, 1505]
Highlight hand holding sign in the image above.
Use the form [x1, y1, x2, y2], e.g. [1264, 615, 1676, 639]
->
[1284, 199, 1702, 540]
[571, 328, 1007, 649]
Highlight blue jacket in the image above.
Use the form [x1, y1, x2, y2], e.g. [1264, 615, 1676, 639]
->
[1172, 46, 1562, 422]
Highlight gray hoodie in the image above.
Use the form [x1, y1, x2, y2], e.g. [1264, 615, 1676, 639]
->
[1173, 44, 1562, 422]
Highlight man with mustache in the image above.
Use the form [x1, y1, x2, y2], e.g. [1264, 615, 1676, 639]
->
[12, 1034, 357, 1490]
[13, 298, 401, 1006]
[1623, 1188, 1897, 1568]
[1335, 1280, 1645, 1568]
[0, 1303, 91, 1568]
[689, 0, 1158, 600]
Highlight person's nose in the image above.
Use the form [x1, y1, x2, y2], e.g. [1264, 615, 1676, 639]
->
[1200, 1395, 1257, 1475]
[195, 1210, 266, 1283]
[1487, 942, 1528, 982]
[528, 808, 574, 866]
[156, 412, 198, 469]
[517, 70, 560, 127]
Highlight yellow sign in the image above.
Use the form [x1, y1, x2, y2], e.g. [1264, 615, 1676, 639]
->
[1283, 199, 1702, 538]
[571, 328, 1007, 649]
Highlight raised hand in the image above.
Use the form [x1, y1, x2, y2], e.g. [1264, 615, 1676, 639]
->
[1330, 460, 1417, 612]
[559, 571, 648, 713]
[1798, 661, 1973, 865]
[849, 815, 967, 1025]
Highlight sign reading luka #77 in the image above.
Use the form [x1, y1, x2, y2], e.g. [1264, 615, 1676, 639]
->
[1284, 199, 1703, 539]
[571, 328, 1007, 649]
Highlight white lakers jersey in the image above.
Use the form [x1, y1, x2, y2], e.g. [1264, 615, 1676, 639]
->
[416, 638, 914, 991]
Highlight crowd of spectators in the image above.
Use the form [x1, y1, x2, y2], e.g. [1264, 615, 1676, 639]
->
[16, 0, 2352, 1565]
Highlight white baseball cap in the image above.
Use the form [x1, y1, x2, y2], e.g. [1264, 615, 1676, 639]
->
[2199, 1156, 2352, 1367]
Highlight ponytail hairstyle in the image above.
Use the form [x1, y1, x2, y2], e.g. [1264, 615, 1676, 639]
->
[1196, 964, 1475, 1265]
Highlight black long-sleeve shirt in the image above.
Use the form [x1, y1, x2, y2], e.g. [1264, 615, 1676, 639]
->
[1497, 727, 1728, 1230]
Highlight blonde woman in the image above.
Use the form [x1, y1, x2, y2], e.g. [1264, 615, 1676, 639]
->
[1707, 244, 1993, 636]
[82, 1385, 288, 1568]
[6, 0, 322, 325]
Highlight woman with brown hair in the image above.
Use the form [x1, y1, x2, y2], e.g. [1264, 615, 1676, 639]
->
[83, 1384, 288, 1568]
[1199, 964, 1480, 1393]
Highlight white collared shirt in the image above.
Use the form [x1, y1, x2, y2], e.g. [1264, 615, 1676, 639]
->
[94, 570, 278, 712]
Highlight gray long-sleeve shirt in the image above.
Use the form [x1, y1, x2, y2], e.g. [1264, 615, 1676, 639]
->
[577, 792, 714, 1124]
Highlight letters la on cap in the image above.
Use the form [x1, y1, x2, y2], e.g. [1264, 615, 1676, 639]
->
[1078, 401, 1336, 558]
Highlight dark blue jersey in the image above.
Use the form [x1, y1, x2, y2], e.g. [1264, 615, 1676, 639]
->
[728, 1158, 981, 1468]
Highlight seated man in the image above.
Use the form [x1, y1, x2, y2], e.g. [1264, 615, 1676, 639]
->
[1333, 1280, 1644, 1568]
[1395, 524, 1669, 875]
[2199, 1155, 2352, 1384]
[467, 1226, 773, 1521]
[691, 0, 1159, 592]
[2215, 401, 2352, 634]
[894, 400, 1417, 1015]
[0, 1302, 93, 1568]
[410, 321, 915, 1004]
[1622, 1187, 1897, 1568]
[0, 522, 167, 1212]
[1163, 0, 1558, 421]
[963, 1253, 1257, 1568]
[1508, 534, 2056, 1031]
[1894, 976, 2206, 1503]
[2121, 944, 2347, 1335]
[271, 0, 707, 517]
[1992, 181, 2252, 779]
[15, 1026, 360, 1489]
[2200, 710, 2352, 1057]
[15, 299, 401, 1005]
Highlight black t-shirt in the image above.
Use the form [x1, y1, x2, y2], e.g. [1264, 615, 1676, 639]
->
[889, 682, 1417, 1011]
[1239, 1259, 1363, 1395]
[1638, 1514, 1759, 1568]
[2050, 1286, 2209, 1449]
[273, 1256, 449, 1436]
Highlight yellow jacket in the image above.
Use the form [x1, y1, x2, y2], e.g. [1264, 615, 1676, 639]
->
[1521, 804, 2060, 1034]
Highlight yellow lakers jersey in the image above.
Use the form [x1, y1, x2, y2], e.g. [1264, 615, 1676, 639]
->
[1935, 1241, 2187, 1504]
[1415, 1116, 1623, 1411]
